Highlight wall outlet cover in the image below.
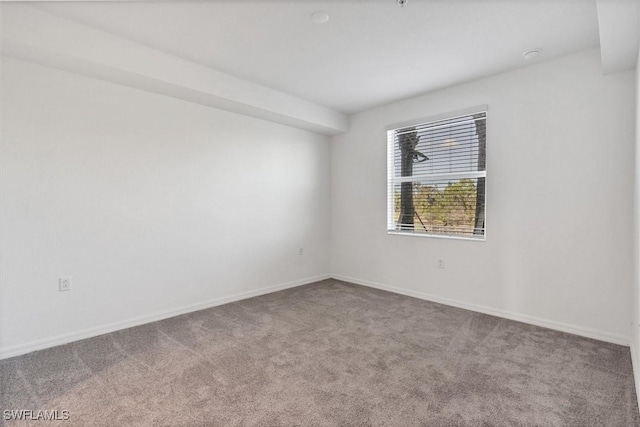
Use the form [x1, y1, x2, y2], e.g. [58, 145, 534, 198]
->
[59, 277, 71, 292]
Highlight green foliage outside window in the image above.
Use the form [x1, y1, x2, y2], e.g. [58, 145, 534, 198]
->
[394, 178, 478, 234]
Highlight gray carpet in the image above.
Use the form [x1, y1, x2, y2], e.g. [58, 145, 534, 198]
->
[1, 279, 638, 426]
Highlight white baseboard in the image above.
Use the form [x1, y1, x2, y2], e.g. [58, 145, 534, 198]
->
[332, 274, 630, 347]
[0, 274, 330, 360]
[630, 330, 640, 410]
[2, 273, 629, 360]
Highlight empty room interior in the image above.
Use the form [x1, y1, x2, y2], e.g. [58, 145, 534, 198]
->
[2, 0, 640, 425]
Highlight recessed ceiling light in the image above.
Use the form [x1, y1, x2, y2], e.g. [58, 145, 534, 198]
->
[312, 11, 329, 24]
[523, 49, 541, 60]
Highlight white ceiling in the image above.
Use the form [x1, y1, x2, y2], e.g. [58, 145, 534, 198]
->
[31, 1, 600, 115]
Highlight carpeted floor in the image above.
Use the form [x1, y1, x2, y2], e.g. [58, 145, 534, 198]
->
[1, 279, 639, 426]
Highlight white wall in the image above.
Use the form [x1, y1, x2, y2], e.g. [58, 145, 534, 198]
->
[331, 49, 635, 344]
[0, 57, 331, 357]
[632, 43, 640, 398]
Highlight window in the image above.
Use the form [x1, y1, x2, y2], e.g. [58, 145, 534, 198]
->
[387, 109, 486, 239]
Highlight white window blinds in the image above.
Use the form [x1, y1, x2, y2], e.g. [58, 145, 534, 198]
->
[387, 110, 486, 239]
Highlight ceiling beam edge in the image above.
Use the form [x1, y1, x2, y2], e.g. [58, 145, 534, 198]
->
[1, 4, 348, 136]
[596, 0, 640, 75]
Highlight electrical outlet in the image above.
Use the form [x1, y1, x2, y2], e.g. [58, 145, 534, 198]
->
[59, 277, 71, 292]
[298, 247, 304, 256]
[437, 259, 445, 269]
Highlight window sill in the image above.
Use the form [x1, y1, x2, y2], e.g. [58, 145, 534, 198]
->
[387, 230, 486, 242]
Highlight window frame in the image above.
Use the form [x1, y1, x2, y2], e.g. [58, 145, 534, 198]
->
[386, 106, 488, 241]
